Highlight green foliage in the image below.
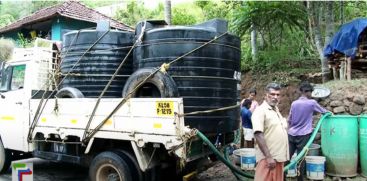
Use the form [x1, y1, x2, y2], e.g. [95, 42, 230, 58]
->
[114, 1, 205, 26]
[172, 4, 204, 25]
[0, 14, 14, 28]
[0, 38, 15, 61]
[241, 29, 318, 72]
[342, 2, 367, 22]
[114, 1, 164, 27]
[17, 33, 33, 48]
[0, 1, 30, 20]
[81, 0, 119, 8]
[232, 2, 307, 39]
[172, 8, 197, 25]
[195, 1, 241, 21]
[30, 0, 62, 13]
[232, 1, 319, 73]
[0, 1, 61, 28]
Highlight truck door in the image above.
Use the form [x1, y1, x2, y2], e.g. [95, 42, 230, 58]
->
[0, 64, 29, 152]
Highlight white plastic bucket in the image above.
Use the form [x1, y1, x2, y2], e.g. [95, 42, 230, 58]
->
[287, 154, 297, 177]
[305, 156, 325, 180]
[239, 148, 256, 170]
[232, 149, 241, 165]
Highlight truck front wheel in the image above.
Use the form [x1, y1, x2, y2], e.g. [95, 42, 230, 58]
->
[0, 139, 11, 173]
[89, 151, 132, 181]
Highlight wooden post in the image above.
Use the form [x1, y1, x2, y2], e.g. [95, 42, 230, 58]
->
[333, 66, 337, 80]
[347, 57, 352, 81]
[340, 61, 345, 80]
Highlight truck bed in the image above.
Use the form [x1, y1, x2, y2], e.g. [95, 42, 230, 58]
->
[29, 98, 187, 151]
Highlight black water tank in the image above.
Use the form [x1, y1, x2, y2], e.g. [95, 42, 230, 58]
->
[134, 19, 241, 134]
[61, 30, 134, 97]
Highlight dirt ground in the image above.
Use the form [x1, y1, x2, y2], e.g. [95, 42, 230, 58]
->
[196, 159, 367, 181]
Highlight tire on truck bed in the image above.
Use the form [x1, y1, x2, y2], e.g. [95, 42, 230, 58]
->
[122, 68, 178, 98]
[55, 87, 84, 98]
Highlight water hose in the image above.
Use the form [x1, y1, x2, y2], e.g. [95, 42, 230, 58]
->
[196, 130, 254, 178]
[283, 112, 331, 172]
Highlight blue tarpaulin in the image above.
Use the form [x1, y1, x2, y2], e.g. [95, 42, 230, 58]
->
[324, 18, 367, 59]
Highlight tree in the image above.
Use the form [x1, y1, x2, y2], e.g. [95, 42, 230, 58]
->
[307, 1, 335, 82]
[0, 14, 14, 28]
[0, 1, 61, 27]
[81, 0, 118, 8]
[172, 4, 204, 25]
[164, 0, 172, 25]
[250, 24, 257, 62]
[30, 0, 61, 13]
[195, 1, 241, 21]
[232, 2, 307, 47]
[114, 1, 163, 27]
[0, 38, 14, 61]
[231, 2, 311, 71]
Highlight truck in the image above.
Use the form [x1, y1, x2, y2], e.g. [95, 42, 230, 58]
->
[0, 39, 211, 181]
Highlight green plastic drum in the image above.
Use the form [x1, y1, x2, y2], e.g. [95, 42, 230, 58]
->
[360, 115, 367, 177]
[321, 115, 358, 177]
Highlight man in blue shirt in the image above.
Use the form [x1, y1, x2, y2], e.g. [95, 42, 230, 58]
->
[241, 99, 253, 147]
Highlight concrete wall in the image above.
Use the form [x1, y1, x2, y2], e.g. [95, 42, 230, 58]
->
[52, 17, 96, 41]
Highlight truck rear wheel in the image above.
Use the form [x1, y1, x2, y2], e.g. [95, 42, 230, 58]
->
[0, 139, 11, 173]
[113, 150, 143, 181]
[89, 151, 132, 181]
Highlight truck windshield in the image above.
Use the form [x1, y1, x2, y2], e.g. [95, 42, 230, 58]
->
[0, 64, 26, 92]
[0, 66, 11, 92]
[11, 65, 25, 90]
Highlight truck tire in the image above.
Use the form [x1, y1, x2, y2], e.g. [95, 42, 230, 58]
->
[113, 150, 143, 181]
[55, 87, 84, 98]
[89, 151, 132, 181]
[0, 139, 11, 173]
[122, 68, 178, 98]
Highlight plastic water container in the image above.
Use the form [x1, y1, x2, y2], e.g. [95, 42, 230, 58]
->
[287, 154, 297, 177]
[306, 156, 326, 180]
[239, 148, 256, 170]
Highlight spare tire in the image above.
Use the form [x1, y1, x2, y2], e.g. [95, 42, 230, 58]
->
[122, 68, 178, 98]
[55, 87, 84, 98]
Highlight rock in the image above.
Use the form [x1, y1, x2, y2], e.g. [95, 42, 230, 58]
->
[363, 106, 367, 113]
[332, 176, 342, 181]
[320, 99, 330, 106]
[343, 99, 352, 107]
[346, 92, 354, 101]
[349, 103, 364, 115]
[353, 95, 366, 105]
[330, 100, 343, 107]
[326, 106, 332, 111]
[333, 106, 345, 114]
[330, 92, 344, 101]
